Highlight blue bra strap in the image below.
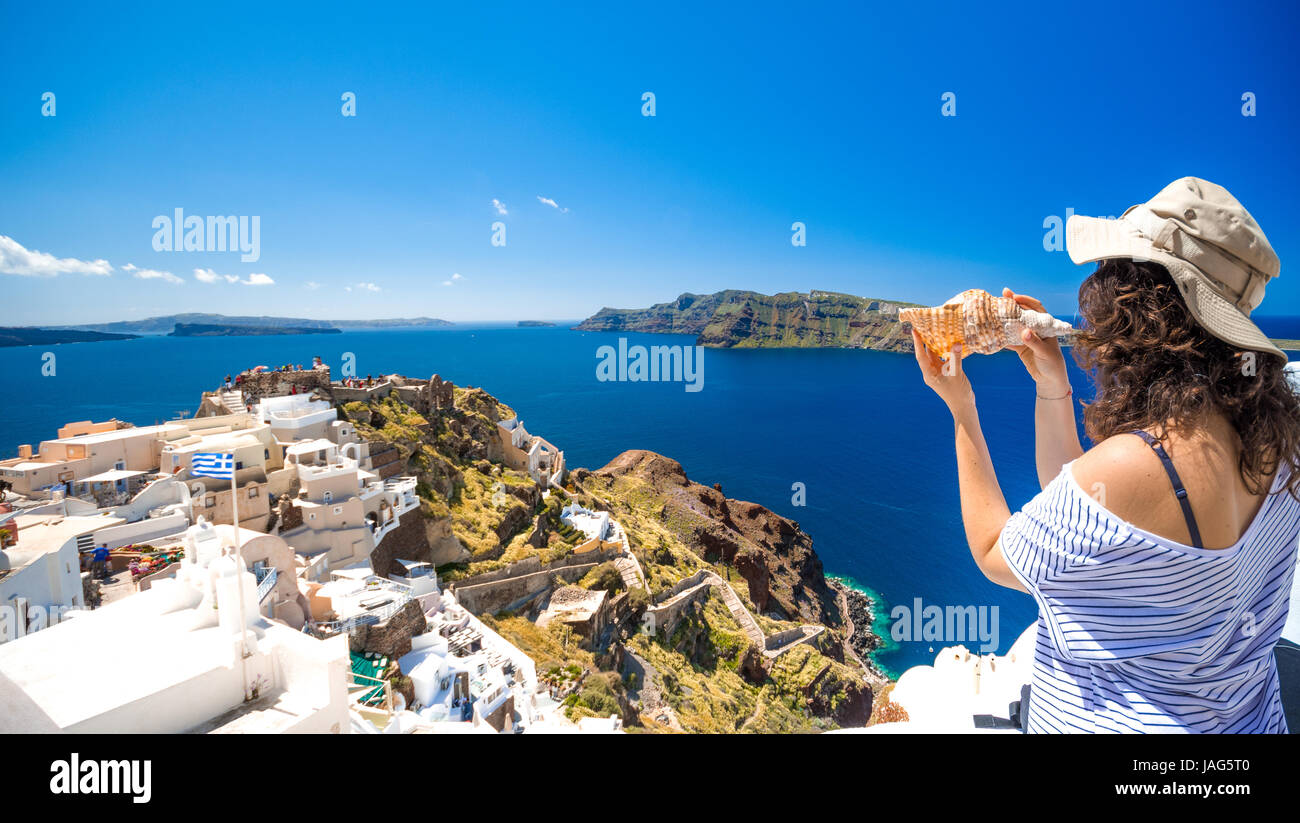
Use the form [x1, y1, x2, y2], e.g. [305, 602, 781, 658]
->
[1130, 430, 1204, 549]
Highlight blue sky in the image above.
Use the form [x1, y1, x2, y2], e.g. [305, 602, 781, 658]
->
[2, 1, 1298, 325]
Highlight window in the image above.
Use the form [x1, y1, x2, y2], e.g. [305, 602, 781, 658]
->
[248, 487, 259, 499]
[205, 496, 215, 508]
[332, 506, 343, 515]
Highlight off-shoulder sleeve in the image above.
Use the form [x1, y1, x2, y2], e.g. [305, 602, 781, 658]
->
[998, 468, 1184, 662]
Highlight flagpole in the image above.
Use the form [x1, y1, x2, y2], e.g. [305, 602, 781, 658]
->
[230, 456, 251, 698]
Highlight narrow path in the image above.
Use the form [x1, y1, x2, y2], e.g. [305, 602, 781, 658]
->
[650, 570, 822, 659]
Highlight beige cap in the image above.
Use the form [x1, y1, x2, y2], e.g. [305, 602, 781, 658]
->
[1066, 177, 1284, 362]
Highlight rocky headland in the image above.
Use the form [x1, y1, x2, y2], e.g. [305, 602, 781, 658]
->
[575, 289, 921, 351]
[325, 375, 889, 731]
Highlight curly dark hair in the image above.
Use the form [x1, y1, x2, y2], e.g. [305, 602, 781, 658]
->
[1073, 259, 1300, 498]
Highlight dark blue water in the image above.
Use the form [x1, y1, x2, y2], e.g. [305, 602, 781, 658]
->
[2, 325, 1295, 674]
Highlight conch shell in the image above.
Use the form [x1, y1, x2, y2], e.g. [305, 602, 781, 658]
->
[900, 289, 1073, 358]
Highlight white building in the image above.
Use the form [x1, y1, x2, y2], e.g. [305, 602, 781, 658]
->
[281, 440, 419, 576]
[0, 518, 352, 733]
[255, 393, 339, 442]
[497, 418, 565, 488]
[0, 513, 125, 644]
[560, 504, 611, 541]
[311, 561, 541, 735]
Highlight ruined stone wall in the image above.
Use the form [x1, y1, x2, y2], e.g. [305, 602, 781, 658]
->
[655, 569, 712, 603]
[330, 382, 393, 404]
[236, 368, 332, 401]
[450, 544, 620, 589]
[451, 563, 601, 615]
[643, 583, 711, 638]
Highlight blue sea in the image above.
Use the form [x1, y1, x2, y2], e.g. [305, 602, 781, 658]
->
[3, 319, 1298, 675]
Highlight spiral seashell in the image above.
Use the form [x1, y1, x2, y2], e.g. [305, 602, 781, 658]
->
[899, 289, 1074, 358]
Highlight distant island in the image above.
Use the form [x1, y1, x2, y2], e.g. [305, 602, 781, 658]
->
[575, 290, 922, 351]
[168, 323, 344, 338]
[0, 327, 139, 348]
[577, 290, 1300, 353]
[330, 317, 455, 330]
[53, 313, 453, 336]
[517, 320, 556, 327]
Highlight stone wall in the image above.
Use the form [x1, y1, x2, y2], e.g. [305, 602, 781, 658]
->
[643, 582, 711, 638]
[763, 626, 808, 651]
[349, 599, 427, 659]
[656, 569, 712, 603]
[450, 544, 619, 590]
[479, 694, 515, 732]
[237, 368, 332, 401]
[387, 374, 456, 416]
[451, 562, 603, 615]
[331, 381, 393, 404]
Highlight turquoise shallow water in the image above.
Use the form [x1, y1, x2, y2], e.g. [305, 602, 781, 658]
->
[2, 323, 1296, 674]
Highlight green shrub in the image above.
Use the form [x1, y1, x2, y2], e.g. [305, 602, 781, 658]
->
[581, 562, 625, 594]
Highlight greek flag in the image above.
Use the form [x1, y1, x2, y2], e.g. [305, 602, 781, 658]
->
[191, 452, 234, 479]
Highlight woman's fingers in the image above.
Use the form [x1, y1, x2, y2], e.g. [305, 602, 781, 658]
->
[911, 329, 936, 376]
[1019, 326, 1057, 356]
[1001, 286, 1047, 313]
[947, 344, 964, 377]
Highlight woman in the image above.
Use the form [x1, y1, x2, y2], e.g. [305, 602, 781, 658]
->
[914, 178, 1300, 732]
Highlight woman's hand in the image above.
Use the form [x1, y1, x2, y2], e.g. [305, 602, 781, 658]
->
[912, 329, 975, 413]
[1001, 288, 1070, 395]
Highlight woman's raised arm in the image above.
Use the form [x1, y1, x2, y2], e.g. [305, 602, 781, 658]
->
[1002, 289, 1084, 488]
[911, 330, 1025, 591]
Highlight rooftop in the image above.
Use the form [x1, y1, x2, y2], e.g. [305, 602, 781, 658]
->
[51, 424, 183, 446]
[1, 514, 126, 571]
[0, 585, 250, 730]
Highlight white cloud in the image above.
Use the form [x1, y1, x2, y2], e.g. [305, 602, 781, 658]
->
[305, 281, 321, 290]
[194, 267, 274, 286]
[351, 282, 380, 292]
[536, 196, 569, 213]
[0, 235, 114, 277]
[441, 272, 464, 287]
[491, 198, 508, 215]
[127, 265, 183, 285]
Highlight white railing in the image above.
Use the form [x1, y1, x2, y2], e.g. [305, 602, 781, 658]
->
[255, 567, 278, 602]
[312, 578, 413, 636]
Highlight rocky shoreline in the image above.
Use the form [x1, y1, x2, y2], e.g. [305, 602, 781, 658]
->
[829, 578, 891, 686]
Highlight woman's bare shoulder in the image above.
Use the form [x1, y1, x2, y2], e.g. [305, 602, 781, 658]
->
[1070, 434, 1168, 516]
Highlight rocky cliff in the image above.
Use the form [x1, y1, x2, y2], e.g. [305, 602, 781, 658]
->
[575, 289, 921, 351]
[575, 450, 840, 626]
[334, 376, 885, 732]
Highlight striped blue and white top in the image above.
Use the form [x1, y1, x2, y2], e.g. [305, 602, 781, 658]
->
[1000, 460, 1300, 733]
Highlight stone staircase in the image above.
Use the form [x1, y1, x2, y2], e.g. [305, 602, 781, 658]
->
[218, 389, 244, 414]
[647, 570, 821, 659]
[613, 556, 642, 590]
[713, 576, 765, 647]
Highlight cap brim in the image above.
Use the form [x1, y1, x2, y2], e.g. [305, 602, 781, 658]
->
[1066, 213, 1163, 267]
[1066, 215, 1287, 363]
